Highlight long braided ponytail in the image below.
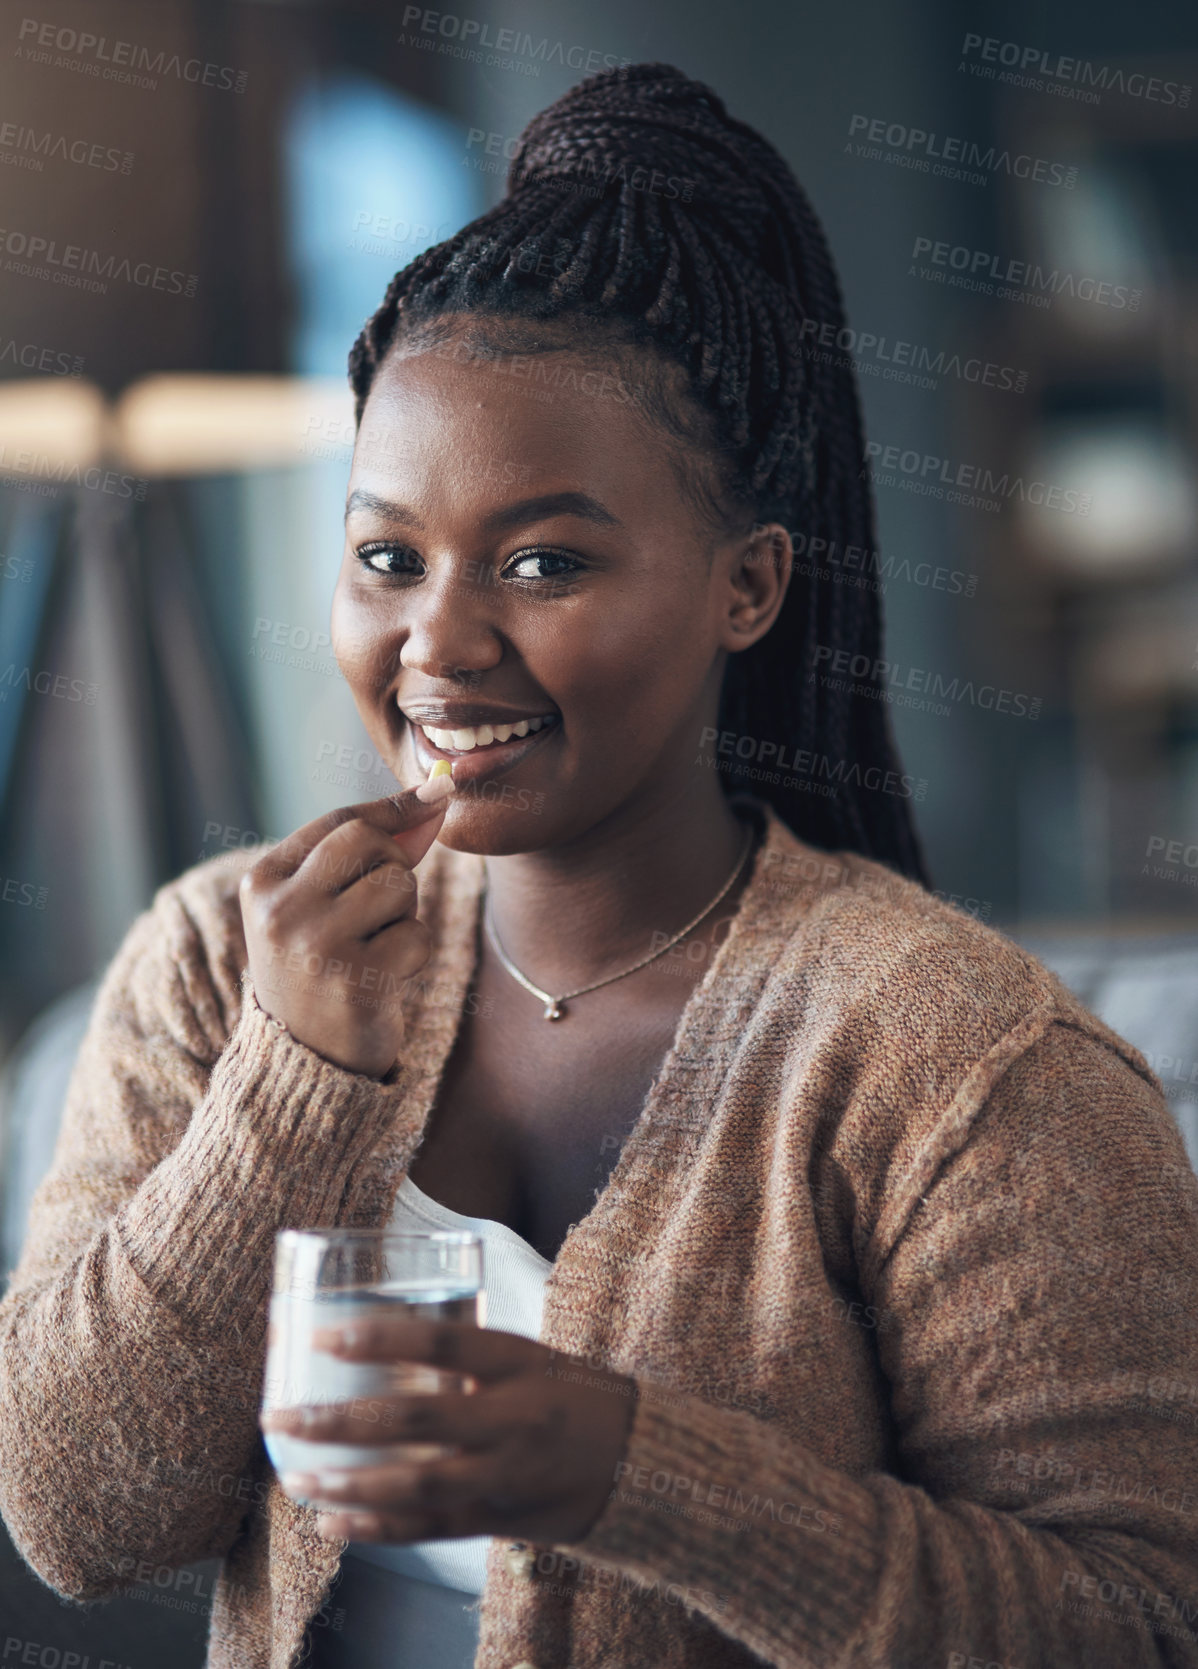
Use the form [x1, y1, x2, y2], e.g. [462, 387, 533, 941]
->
[349, 62, 929, 883]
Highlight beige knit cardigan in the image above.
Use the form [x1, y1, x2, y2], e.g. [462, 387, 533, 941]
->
[2, 795, 1197, 1669]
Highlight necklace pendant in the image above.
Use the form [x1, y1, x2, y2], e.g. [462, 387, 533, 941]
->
[543, 999, 566, 1021]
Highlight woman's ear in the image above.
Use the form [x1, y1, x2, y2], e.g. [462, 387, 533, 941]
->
[721, 521, 794, 650]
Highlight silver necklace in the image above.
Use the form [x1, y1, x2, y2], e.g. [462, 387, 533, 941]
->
[481, 821, 756, 1020]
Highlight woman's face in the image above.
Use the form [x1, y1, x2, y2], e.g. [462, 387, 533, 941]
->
[331, 323, 789, 855]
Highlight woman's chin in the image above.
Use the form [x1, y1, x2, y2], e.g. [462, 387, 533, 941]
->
[423, 798, 550, 857]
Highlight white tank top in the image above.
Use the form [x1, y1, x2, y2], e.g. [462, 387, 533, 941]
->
[344, 1172, 553, 1594]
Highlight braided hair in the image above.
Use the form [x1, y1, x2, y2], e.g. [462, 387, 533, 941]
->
[349, 61, 929, 884]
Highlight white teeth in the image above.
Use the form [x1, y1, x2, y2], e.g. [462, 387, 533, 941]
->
[414, 715, 553, 752]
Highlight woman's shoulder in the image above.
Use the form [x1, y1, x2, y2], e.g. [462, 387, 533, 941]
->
[757, 830, 1149, 1087]
[750, 832, 1173, 1266]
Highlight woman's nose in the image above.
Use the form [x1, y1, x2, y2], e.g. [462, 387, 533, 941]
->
[396, 572, 505, 682]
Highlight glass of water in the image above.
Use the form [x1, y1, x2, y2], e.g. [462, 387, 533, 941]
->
[261, 1227, 485, 1504]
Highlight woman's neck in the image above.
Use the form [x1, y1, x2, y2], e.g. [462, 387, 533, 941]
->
[478, 769, 755, 993]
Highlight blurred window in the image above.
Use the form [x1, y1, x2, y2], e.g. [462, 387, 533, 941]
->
[284, 72, 481, 377]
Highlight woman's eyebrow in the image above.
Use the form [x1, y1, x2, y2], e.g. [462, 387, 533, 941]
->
[484, 490, 622, 533]
[344, 488, 621, 531]
[344, 488, 422, 527]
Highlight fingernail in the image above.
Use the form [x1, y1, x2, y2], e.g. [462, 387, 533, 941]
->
[414, 760, 456, 804]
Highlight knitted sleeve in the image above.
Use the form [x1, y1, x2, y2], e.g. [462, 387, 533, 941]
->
[562, 1019, 1198, 1667]
[0, 872, 418, 1603]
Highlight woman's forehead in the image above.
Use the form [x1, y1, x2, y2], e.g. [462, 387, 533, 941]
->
[354, 345, 672, 484]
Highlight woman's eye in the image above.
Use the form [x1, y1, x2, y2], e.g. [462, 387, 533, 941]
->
[505, 549, 582, 581]
[353, 544, 582, 584]
[355, 543, 420, 576]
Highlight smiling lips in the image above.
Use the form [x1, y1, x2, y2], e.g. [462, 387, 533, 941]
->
[418, 715, 555, 752]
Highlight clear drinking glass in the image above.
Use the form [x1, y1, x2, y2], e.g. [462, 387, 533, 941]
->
[261, 1227, 485, 1504]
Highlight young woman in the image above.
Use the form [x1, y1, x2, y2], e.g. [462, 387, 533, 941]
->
[3, 61, 1197, 1669]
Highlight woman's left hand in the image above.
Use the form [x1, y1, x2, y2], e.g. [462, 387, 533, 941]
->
[260, 1317, 639, 1546]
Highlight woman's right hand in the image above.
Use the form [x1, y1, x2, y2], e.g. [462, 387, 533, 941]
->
[238, 774, 456, 1080]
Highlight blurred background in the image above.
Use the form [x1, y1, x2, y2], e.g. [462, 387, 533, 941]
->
[1, 0, 1197, 1656]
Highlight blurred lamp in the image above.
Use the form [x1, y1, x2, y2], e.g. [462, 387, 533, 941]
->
[0, 380, 108, 480]
[113, 376, 354, 474]
[1016, 416, 1196, 578]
